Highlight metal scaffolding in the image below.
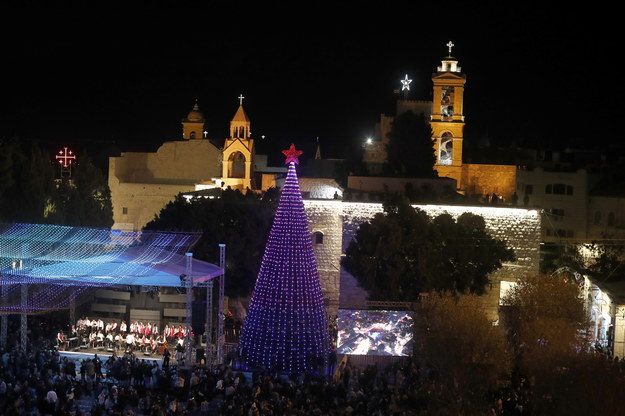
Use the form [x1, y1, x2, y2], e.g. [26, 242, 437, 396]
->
[205, 279, 213, 365]
[20, 243, 28, 353]
[0, 284, 6, 349]
[217, 243, 226, 365]
[20, 284, 27, 353]
[182, 246, 226, 367]
[69, 295, 75, 333]
[185, 252, 193, 367]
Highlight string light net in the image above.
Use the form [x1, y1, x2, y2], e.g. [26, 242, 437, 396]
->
[239, 145, 330, 374]
[0, 223, 202, 314]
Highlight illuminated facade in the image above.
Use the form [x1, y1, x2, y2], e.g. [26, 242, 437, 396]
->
[219, 102, 254, 190]
[516, 167, 598, 242]
[109, 102, 255, 230]
[362, 42, 516, 201]
[305, 200, 541, 322]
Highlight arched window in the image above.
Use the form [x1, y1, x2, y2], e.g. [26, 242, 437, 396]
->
[608, 212, 615, 227]
[439, 132, 453, 165]
[227, 151, 246, 178]
[313, 231, 324, 245]
[190, 131, 196, 139]
[594, 211, 602, 225]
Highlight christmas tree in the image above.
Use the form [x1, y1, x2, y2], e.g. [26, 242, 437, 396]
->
[239, 144, 329, 373]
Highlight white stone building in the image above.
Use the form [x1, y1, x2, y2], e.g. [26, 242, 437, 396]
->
[305, 200, 541, 322]
[109, 99, 264, 231]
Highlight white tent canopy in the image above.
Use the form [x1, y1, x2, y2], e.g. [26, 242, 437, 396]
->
[22, 249, 223, 287]
[0, 223, 222, 288]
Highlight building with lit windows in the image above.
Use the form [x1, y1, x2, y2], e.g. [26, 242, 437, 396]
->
[516, 167, 601, 242]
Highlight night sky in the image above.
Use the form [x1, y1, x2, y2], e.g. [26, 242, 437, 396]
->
[0, 6, 614, 168]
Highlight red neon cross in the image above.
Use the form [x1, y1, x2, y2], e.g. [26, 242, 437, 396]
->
[56, 147, 76, 168]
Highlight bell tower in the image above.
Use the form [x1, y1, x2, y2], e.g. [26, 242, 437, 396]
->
[221, 95, 254, 190]
[181, 100, 206, 140]
[431, 41, 466, 168]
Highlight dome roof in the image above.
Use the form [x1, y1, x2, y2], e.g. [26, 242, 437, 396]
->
[185, 102, 204, 122]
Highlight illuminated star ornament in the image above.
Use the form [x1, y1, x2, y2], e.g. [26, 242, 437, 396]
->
[401, 74, 412, 91]
[282, 143, 303, 164]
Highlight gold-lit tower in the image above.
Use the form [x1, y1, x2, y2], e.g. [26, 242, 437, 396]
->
[181, 100, 206, 140]
[221, 95, 254, 190]
[431, 41, 466, 172]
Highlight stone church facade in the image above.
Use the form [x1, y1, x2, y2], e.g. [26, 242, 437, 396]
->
[109, 102, 255, 231]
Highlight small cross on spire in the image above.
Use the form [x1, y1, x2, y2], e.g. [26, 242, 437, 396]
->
[238, 94, 245, 106]
[446, 41, 454, 56]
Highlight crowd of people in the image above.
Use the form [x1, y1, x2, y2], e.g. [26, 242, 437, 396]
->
[0, 336, 539, 416]
[3, 316, 625, 415]
[2, 341, 426, 416]
[57, 318, 191, 356]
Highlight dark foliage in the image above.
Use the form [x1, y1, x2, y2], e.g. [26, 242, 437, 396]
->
[0, 139, 112, 227]
[384, 110, 437, 178]
[341, 195, 514, 300]
[144, 188, 279, 298]
[47, 152, 113, 228]
[0, 138, 55, 222]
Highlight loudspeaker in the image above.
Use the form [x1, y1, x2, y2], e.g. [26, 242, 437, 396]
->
[192, 301, 207, 335]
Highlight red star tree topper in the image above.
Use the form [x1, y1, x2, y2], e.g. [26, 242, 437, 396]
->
[282, 143, 303, 164]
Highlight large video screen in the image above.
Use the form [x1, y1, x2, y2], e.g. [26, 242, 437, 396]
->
[336, 309, 414, 356]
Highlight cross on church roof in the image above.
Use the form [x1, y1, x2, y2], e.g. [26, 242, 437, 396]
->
[238, 94, 245, 105]
[446, 41, 454, 56]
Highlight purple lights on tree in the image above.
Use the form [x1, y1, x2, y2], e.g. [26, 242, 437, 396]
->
[239, 144, 329, 373]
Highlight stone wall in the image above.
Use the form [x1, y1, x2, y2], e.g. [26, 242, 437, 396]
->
[346, 176, 456, 194]
[615, 306, 625, 358]
[109, 182, 196, 230]
[305, 201, 541, 322]
[109, 139, 223, 230]
[303, 200, 343, 318]
[461, 164, 517, 201]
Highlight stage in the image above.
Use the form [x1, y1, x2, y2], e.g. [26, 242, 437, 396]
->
[59, 348, 164, 367]
[0, 224, 227, 367]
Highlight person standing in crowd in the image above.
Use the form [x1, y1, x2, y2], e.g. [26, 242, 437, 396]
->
[163, 347, 171, 368]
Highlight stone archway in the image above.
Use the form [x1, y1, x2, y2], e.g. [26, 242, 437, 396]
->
[227, 151, 246, 178]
